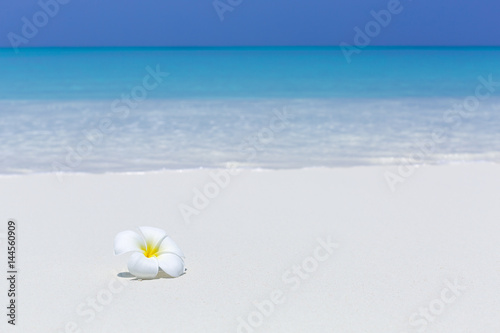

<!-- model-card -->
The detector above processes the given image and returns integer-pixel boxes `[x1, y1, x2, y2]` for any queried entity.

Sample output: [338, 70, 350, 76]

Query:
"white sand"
[0, 164, 499, 332]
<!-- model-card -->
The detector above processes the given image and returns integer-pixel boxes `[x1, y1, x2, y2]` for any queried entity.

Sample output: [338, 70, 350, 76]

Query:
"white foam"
[1, 97, 500, 174]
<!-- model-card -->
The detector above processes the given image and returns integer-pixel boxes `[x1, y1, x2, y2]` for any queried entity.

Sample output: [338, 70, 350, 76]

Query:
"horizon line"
[1, 45, 500, 51]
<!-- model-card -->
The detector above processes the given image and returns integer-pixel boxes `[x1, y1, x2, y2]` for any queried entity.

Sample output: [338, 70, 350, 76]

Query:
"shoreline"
[0, 159, 498, 177]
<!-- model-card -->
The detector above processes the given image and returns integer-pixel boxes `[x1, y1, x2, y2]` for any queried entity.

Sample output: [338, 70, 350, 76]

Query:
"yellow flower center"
[143, 241, 160, 258]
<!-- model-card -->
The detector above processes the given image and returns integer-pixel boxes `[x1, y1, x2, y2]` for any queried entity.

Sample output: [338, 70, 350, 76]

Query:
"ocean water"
[1, 47, 500, 174]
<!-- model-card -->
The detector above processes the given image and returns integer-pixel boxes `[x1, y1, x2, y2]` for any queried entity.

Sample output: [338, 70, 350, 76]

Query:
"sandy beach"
[0, 164, 499, 332]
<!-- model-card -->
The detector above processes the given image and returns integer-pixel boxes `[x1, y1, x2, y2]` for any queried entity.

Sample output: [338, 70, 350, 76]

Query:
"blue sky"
[1, 0, 499, 48]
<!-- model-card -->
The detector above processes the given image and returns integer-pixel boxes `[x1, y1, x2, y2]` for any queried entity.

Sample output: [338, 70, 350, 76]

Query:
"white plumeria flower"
[114, 226, 186, 279]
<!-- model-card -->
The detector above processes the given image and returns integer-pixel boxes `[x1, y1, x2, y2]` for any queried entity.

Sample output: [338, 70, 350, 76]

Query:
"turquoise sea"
[1, 47, 500, 173]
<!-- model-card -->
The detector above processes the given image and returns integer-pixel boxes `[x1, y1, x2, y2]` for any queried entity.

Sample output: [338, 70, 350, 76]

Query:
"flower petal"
[157, 236, 185, 258]
[157, 253, 186, 278]
[138, 226, 167, 249]
[114, 230, 146, 255]
[127, 252, 159, 279]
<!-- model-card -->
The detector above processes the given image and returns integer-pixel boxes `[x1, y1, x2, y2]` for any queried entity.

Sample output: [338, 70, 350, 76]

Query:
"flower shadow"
[117, 269, 185, 281]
